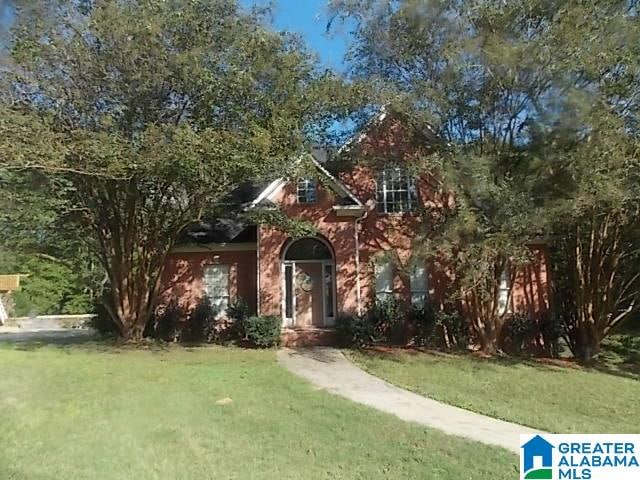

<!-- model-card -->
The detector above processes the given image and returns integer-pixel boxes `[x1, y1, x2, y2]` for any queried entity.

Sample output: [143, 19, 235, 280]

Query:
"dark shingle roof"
[180, 218, 256, 244]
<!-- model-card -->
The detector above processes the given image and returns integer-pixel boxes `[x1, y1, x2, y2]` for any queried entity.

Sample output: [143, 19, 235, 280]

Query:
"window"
[324, 264, 334, 318]
[284, 238, 332, 261]
[376, 167, 418, 213]
[497, 265, 511, 314]
[203, 265, 230, 316]
[297, 178, 317, 203]
[284, 264, 293, 319]
[410, 261, 428, 307]
[374, 259, 393, 301]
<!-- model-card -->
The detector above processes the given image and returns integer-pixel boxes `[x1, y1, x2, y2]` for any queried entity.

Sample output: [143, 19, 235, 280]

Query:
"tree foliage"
[0, 0, 356, 340]
[0, 248, 93, 316]
[331, 0, 640, 358]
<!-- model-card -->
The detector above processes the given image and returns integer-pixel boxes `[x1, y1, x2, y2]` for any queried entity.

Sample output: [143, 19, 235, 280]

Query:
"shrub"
[147, 301, 184, 342]
[367, 296, 404, 344]
[335, 311, 375, 347]
[541, 312, 565, 358]
[244, 315, 281, 348]
[409, 303, 436, 346]
[182, 299, 218, 343]
[433, 309, 467, 350]
[504, 312, 537, 354]
[227, 297, 250, 338]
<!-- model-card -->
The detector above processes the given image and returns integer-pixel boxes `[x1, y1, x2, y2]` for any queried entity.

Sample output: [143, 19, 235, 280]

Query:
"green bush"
[182, 299, 218, 343]
[244, 315, 281, 348]
[336, 297, 405, 347]
[336, 301, 469, 350]
[144, 301, 184, 341]
[505, 312, 537, 354]
[367, 296, 404, 344]
[409, 303, 436, 346]
[542, 312, 565, 358]
[227, 297, 250, 338]
[335, 311, 375, 347]
[433, 309, 468, 350]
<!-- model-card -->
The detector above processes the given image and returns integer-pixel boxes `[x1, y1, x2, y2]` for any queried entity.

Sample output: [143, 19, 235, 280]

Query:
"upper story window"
[376, 167, 418, 214]
[297, 178, 317, 204]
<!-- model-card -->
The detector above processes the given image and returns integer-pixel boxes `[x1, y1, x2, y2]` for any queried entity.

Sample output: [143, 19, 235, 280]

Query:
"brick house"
[160, 112, 550, 345]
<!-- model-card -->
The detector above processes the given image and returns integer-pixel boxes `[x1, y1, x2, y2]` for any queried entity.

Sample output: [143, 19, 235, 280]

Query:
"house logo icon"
[521, 435, 555, 479]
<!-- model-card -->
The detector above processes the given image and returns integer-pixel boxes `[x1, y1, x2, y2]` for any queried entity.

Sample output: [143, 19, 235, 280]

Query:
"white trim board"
[248, 154, 363, 209]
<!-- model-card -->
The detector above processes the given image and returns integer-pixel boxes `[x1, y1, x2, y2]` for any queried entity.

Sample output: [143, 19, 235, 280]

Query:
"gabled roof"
[248, 106, 446, 210]
[248, 153, 363, 209]
[338, 105, 448, 157]
[336, 106, 390, 156]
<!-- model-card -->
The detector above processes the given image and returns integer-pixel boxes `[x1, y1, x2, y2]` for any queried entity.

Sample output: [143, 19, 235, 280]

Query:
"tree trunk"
[575, 321, 601, 363]
[121, 315, 147, 342]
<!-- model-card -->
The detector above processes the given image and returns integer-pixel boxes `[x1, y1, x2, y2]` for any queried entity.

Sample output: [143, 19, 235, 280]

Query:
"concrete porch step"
[281, 327, 337, 347]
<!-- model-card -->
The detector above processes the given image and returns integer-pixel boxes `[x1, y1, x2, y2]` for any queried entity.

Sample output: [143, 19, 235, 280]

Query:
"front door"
[295, 263, 324, 327]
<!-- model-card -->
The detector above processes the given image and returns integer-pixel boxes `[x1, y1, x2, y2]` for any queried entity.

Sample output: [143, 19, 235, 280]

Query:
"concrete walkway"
[278, 347, 544, 454]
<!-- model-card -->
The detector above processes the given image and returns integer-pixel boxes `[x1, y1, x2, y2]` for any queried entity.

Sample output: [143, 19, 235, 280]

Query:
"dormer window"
[297, 178, 317, 204]
[376, 167, 418, 213]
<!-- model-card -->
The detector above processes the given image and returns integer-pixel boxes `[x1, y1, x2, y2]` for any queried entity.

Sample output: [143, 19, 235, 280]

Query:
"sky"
[242, 0, 350, 72]
[0, 0, 12, 35]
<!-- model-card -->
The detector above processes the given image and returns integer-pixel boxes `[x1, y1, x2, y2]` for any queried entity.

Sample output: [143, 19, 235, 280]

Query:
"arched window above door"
[284, 238, 332, 261]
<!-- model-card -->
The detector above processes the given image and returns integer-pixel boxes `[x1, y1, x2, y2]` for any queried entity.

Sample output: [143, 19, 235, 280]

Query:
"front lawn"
[0, 341, 516, 479]
[349, 346, 640, 434]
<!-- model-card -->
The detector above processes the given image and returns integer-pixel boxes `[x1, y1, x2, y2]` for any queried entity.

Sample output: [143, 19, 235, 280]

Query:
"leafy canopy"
[0, 0, 359, 338]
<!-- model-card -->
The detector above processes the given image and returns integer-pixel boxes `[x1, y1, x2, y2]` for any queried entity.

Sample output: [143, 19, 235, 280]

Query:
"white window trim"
[376, 167, 417, 214]
[203, 264, 230, 319]
[374, 259, 394, 301]
[497, 265, 511, 314]
[296, 177, 317, 204]
[409, 261, 429, 308]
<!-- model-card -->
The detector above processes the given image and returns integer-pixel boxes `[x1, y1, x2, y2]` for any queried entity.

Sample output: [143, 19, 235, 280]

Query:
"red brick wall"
[257, 165, 549, 320]
[258, 181, 359, 315]
[160, 250, 257, 316]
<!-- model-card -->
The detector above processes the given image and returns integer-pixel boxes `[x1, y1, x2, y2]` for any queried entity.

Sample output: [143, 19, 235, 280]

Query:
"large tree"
[331, 0, 640, 357]
[0, 0, 355, 340]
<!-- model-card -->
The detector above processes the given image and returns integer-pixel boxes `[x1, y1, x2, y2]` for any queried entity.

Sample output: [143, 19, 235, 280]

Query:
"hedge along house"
[159, 111, 550, 345]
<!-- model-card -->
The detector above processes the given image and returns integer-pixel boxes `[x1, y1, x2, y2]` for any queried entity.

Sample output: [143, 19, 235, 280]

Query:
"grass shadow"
[593, 333, 640, 380]
[0, 330, 174, 354]
[0, 330, 260, 356]
[353, 345, 591, 376]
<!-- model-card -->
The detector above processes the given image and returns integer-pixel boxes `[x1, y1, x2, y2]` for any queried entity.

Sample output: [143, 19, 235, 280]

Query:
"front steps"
[281, 327, 337, 347]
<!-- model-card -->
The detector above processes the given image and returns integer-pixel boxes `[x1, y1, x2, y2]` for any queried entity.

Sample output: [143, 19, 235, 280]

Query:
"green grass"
[0, 341, 517, 479]
[348, 346, 640, 434]
[600, 331, 640, 378]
